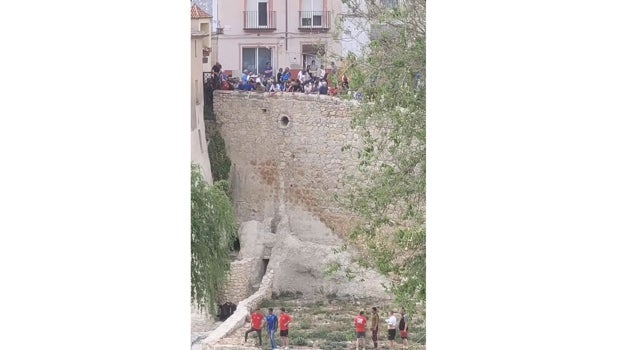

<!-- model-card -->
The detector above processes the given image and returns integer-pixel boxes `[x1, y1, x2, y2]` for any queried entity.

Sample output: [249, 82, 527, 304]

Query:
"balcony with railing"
[298, 11, 331, 31]
[243, 11, 277, 30]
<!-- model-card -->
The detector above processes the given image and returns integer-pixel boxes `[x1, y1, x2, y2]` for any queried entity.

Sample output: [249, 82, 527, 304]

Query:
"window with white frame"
[301, 0, 323, 27]
[302, 44, 325, 70]
[247, 0, 269, 27]
[242, 47, 272, 75]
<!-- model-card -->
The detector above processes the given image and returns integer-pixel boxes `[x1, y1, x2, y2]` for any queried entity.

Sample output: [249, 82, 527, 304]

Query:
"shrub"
[326, 331, 350, 342]
[298, 319, 313, 330]
[325, 341, 348, 350]
[291, 336, 309, 346]
[207, 129, 231, 182]
[411, 326, 426, 344]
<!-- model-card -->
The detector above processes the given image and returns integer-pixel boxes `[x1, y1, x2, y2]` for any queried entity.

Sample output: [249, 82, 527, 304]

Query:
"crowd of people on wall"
[208, 61, 350, 97]
[207, 61, 423, 103]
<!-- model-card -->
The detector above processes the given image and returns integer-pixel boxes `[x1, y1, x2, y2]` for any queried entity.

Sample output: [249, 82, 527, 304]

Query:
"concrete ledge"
[214, 89, 359, 106]
[202, 270, 275, 350]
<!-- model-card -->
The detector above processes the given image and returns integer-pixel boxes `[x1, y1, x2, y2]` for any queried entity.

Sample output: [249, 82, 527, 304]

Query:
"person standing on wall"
[265, 308, 279, 350]
[211, 61, 222, 88]
[398, 308, 410, 349]
[370, 307, 380, 349]
[244, 308, 265, 348]
[386, 310, 397, 349]
[279, 307, 292, 350]
[354, 310, 368, 350]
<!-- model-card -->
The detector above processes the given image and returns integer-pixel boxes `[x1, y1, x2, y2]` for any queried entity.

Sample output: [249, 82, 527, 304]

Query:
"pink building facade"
[212, 0, 343, 78]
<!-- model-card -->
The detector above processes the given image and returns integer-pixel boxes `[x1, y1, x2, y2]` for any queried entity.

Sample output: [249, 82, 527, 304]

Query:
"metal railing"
[298, 11, 331, 29]
[243, 11, 277, 30]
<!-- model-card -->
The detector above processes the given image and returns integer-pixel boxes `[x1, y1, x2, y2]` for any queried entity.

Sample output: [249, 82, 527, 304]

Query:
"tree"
[337, 0, 426, 310]
[191, 163, 237, 315]
[207, 129, 231, 182]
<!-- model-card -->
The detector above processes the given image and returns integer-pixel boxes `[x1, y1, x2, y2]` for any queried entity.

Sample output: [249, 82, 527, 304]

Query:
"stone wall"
[212, 91, 393, 300]
[213, 90, 362, 238]
[202, 270, 275, 350]
[218, 258, 258, 305]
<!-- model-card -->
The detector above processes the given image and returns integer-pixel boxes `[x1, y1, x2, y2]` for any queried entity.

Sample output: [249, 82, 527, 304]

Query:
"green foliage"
[258, 299, 273, 309]
[298, 318, 313, 330]
[274, 290, 304, 300]
[291, 336, 309, 346]
[311, 308, 326, 315]
[252, 297, 409, 349]
[191, 163, 237, 315]
[337, 0, 426, 309]
[207, 129, 231, 182]
[324, 342, 347, 350]
[307, 327, 332, 339]
[323, 261, 341, 277]
[213, 179, 229, 194]
[325, 331, 350, 342]
[411, 326, 427, 344]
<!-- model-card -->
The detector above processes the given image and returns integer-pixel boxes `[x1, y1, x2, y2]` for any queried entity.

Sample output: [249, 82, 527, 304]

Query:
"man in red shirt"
[279, 307, 292, 350]
[244, 308, 265, 347]
[354, 310, 368, 350]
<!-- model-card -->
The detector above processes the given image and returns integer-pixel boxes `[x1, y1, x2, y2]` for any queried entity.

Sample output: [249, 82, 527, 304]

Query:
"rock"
[233, 209, 392, 300]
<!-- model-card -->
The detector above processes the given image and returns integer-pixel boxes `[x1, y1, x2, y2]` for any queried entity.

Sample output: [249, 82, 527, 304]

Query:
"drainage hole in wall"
[279, 115, 290, 128]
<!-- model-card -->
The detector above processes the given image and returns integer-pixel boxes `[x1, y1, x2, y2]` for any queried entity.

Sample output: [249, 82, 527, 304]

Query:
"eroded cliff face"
[235, 214, 390, 300]
[213, 91, 391, 300]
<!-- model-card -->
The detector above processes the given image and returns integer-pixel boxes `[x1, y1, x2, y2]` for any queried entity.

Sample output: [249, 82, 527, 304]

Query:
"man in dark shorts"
[244, 308, 264, 347]
[354, 310, 368, 350]
[279, 307, 292, 350]
[370, 307, 380, 348]
[398, 308, 410, 349]
[386, 310, 397, 349]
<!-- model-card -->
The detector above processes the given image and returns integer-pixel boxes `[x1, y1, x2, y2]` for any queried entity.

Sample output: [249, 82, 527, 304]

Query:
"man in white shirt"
[385, 311, 397, 349]
[317, 65, 326, 80]
[268, 80, 280, 92]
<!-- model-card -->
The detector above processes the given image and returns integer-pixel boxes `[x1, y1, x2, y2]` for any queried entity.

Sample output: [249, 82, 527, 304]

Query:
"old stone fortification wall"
[213, 90, 361, 237]
[202, 270, 275, 350]
[212, 91, 392, 300]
